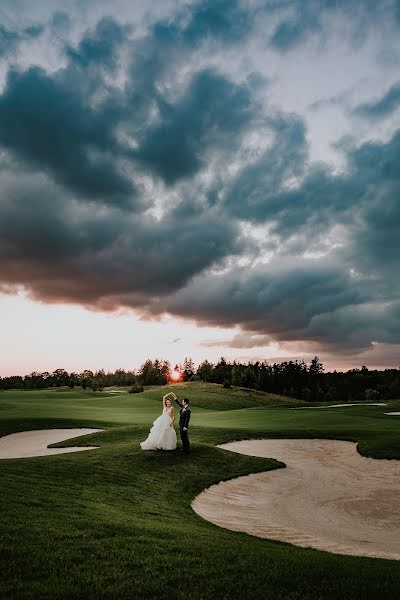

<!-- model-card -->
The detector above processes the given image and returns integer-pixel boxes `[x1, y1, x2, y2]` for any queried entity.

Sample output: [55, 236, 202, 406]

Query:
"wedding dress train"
[140, 408, 177, 450]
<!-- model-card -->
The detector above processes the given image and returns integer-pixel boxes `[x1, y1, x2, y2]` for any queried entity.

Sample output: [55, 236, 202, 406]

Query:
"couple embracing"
[140, 392, 191, 454]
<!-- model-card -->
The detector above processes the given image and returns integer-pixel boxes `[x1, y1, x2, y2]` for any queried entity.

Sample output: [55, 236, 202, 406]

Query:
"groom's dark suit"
[175, 399, 191, 453]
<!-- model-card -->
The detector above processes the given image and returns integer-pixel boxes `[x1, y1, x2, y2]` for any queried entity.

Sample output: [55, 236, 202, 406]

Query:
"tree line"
[196, 357, 399, 402]
[0, 367, 137, 392]
[1, 356, 399, 401]
[0, 359, 178, 392]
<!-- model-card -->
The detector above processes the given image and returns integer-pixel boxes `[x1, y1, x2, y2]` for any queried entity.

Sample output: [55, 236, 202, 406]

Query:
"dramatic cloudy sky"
[1, 0, 400, 375]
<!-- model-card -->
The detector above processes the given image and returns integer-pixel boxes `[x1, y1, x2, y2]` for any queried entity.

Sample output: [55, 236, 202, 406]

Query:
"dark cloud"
[0, 11, 257, 204]
[152, 0, 253, 49]
[134, 69, 255, 183]
[269, 0, 400, 52]
[202, 333, 272, 349]
[0, 172, 244, 307]
[65, 16, 131, 70]
[0, 22, 43, 57]
[50, 11, 71, 34]
[158, 257, 400, 352]
[354, 81, 400, 119]
[305, 301, 400, 350]
[157, 258, 368, 344]
[224, 114, 400, 252]
[121, 0, 257, 185]
[348, 132, 400, 281]
[0, 65, 136, 206]
[0, 17, 142, 207]
[177, 0, 252, 45]
[270, 5, 320, 52]
[223, 114, 309, 222]
[0, 3, 399, 365]
[157, 121, 400, 352]
[0, 25, 19, 57]
[130, 70, 397, 354]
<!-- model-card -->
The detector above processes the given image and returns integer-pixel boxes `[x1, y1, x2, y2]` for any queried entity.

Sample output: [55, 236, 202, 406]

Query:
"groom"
[173, 395, 191, 454]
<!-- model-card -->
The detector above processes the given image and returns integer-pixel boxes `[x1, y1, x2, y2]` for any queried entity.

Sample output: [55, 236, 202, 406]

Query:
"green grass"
[142, 382, 300, 410]
[1, 383, 400, 599]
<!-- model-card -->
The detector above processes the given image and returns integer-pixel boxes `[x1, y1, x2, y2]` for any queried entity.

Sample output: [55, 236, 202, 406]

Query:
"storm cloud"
[354, 81, 400, 119]
[0, 0, 399, 364]
[0, 22, 43, 57]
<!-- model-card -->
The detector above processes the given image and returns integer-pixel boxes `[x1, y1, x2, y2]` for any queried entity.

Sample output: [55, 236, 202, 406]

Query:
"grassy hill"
[142, 381, 301, 410]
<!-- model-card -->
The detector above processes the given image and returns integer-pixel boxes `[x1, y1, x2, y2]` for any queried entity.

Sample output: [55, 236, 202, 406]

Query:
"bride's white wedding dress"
[140, 407, 177, 451]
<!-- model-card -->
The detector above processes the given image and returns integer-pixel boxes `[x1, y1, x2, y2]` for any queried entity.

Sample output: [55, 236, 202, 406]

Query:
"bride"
[140, 392, 177, 451]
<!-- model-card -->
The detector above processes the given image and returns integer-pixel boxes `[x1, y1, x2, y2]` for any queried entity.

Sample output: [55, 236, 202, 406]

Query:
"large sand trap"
[0, 429, 103, 459]
[192, 439, 400, 560]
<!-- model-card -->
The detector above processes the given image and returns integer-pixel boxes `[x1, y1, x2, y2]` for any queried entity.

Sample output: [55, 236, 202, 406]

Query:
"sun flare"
[170, 371, 181, 382]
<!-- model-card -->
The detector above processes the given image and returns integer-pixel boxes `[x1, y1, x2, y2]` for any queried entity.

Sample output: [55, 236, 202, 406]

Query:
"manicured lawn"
[1, 383, 400, 599]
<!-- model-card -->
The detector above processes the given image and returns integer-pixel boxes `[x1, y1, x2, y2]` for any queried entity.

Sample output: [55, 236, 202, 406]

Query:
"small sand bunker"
[385, 412, 400, 416]
[0, 429, 103, 459]
[192, 439, 400, 560]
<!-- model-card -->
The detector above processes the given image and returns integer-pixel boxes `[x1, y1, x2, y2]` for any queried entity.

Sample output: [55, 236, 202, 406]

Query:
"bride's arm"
[170, 407, 176, 426]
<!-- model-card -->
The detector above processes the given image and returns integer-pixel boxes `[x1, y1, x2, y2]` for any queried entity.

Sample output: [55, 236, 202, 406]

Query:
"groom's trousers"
[180, 427, 190, 453]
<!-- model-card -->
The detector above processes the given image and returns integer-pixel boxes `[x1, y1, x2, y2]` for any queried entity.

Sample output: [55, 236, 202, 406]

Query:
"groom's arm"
[183, 409, 191, 429]
[174, 397, 184, 408]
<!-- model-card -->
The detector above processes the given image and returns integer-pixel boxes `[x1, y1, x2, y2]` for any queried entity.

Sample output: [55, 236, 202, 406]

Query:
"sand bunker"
[192, 439, 400, 560]
[385, 412, 400, 416]
[0, 429, 103, 459]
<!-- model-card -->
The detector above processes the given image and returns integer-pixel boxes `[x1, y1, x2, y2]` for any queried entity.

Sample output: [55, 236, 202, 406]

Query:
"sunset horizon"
[1, 286, 398, 379]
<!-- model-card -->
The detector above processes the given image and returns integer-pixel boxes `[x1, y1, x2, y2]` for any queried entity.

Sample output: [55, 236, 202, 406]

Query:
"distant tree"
[138, 359, 157, 386]
[69, 372, 78, 389]
[241, 366, 256, 389]
[197, 360, 214, 382]
[79, 370, 93, 391]
[309, 356, 324, 376]
[126, 370, 137, 386]
[52, 368, 70, 387]
[182, 357, 195, 381]
[365, 388, 380, 402]
[213, 357, 230, 384]
[325, 386, 337, 402]
[95, 369, 106, 388]
[138, 358, 170, 385]
[24, 372, 47, 389]
[309, 356, 324, 401]
[129, 384, 144, 394]
[81, 370, 94, 379]
[231, 364, 243, 387]
[160, 360, 171, 384]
